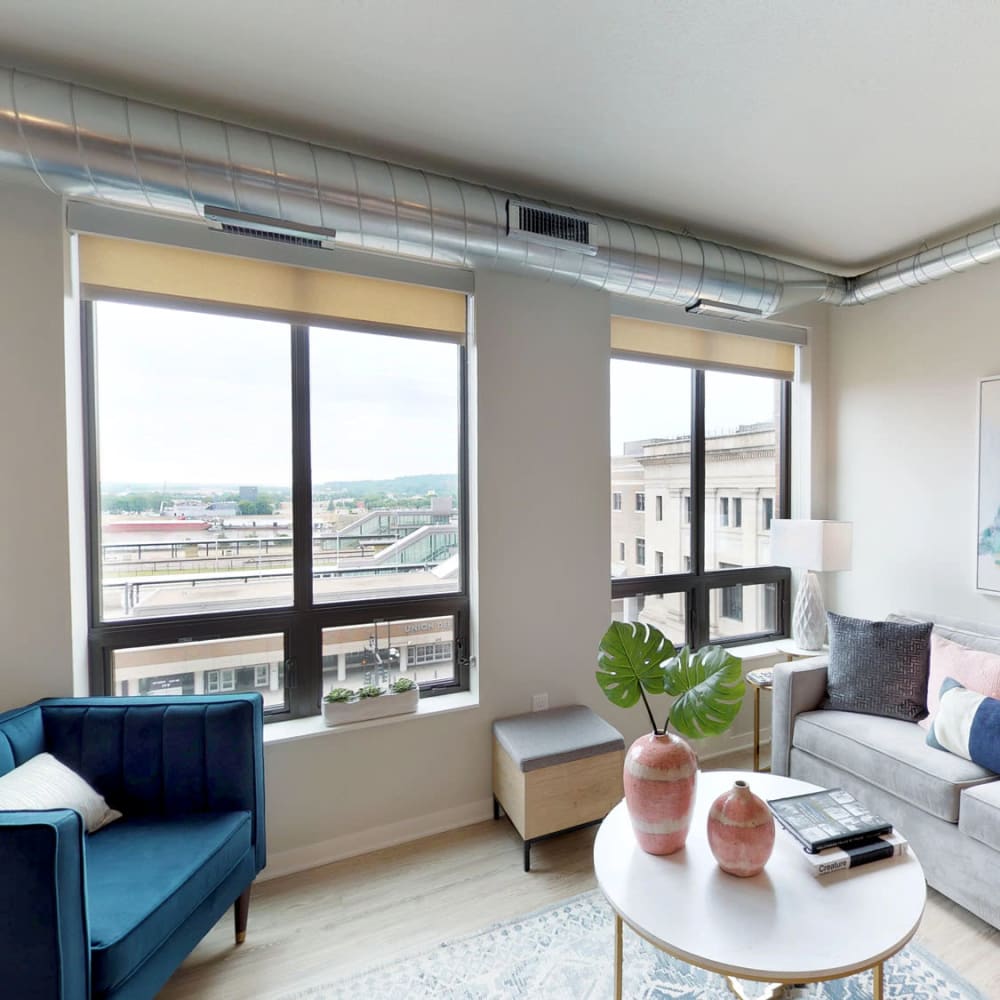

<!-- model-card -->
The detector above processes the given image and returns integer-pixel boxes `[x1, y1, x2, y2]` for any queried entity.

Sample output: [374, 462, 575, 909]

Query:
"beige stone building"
[611, 423, 779, 644]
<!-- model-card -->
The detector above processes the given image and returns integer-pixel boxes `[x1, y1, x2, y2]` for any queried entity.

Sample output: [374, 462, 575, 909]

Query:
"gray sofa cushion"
[792, 709, 996, 822]
[960, 782, 1000, 853]
[893, 610, 1000, 657]
[492, 705, 624, 772]
[825, 613, 932, 722]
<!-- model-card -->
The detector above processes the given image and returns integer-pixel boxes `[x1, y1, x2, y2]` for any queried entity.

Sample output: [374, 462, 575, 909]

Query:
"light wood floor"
[161, 757, 1000, 999]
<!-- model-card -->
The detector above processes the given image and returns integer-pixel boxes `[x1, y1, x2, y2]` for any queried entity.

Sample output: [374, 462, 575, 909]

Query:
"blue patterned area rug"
[279, 889, 984, 1000]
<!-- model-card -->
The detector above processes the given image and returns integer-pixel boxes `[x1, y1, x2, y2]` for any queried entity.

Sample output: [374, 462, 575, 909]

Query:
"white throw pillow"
[0, 752, 122, 833]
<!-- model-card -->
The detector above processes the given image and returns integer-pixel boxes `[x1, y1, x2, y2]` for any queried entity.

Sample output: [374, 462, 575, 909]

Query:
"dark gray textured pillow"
[825, 612, 933, 722]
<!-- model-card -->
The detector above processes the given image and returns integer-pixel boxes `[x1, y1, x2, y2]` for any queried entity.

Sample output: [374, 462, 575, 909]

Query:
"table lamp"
[770, 519, 853, 650]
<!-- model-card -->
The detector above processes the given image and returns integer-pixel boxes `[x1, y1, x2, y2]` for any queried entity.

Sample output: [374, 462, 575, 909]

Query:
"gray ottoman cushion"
[960, 782, 1000, 853]
[793, 710, 995, 822]
[492, 705, 624, 773]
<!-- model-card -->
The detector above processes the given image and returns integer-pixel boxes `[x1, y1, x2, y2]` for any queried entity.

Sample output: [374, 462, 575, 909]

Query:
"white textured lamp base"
[791, 571, 827, 651]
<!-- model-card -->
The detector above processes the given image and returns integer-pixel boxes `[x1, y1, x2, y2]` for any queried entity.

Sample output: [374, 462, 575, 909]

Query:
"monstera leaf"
[662, 644, 745, 740]
[596, 621, 675, 711]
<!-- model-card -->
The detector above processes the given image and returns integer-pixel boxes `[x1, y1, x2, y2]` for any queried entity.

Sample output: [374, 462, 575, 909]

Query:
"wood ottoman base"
[492, 705, 625, 871]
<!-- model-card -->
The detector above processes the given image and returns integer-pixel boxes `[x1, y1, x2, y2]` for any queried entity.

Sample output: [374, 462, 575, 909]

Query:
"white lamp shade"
[770, 519, 853, 572]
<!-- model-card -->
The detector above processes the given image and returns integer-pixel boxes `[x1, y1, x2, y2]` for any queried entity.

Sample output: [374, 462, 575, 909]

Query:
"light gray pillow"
[0, 752, 122, 832]
[825, 612, 932, 722]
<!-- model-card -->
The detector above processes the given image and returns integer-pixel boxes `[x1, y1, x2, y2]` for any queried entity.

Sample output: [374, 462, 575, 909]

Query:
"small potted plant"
[322, 676, 420, 727]
[596, 621, 744, 855]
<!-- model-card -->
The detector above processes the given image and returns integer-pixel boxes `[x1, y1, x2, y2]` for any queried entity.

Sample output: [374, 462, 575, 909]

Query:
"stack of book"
[767, 787, 908, 877]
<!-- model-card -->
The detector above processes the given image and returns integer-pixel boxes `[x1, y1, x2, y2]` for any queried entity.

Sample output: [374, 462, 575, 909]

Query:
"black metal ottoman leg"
[493, 795, 501, 820]
[524, 839, 531, 872]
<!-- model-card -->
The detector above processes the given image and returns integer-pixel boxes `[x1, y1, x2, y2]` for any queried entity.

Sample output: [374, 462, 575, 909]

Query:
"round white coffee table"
[594, 769, 926, 1000]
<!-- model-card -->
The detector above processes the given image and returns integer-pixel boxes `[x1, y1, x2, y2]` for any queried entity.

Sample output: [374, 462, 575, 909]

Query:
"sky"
[95, 301, 459, 486]
[95, 301, 780, 488]
[610, 358, 780, 455]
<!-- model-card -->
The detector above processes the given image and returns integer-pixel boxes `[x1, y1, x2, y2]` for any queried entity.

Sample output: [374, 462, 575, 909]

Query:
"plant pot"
[706, 778, 775, 877]
[322, 687, 419, 727]
[623, 732, 698, 855]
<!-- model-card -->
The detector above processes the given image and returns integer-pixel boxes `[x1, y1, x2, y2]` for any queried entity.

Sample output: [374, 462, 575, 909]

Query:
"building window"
[721, 585, 744, 621]
[84, 295, 470, 721]
[612, 492, 622, 511]
[610, 358, 790, 647]
[408, 641, 454, 665]
[762, 497, 774, 531]
[636, 538, 646, 565]
[655, 495, 663, 521]
[205, 669, 236, 693]
[619, 542, 626, 560]
[636, 493, 646, 512]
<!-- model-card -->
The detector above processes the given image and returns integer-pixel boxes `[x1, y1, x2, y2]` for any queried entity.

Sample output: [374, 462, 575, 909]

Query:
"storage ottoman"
[492, 704, 625, 870]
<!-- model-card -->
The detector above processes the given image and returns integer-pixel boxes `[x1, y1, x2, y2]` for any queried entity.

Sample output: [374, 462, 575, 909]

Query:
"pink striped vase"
[622, 732, 698, 855]
[706, 779, 775, 877]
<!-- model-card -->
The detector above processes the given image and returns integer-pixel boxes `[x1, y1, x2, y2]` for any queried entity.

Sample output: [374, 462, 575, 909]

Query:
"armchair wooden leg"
[234, 886, 252, 945]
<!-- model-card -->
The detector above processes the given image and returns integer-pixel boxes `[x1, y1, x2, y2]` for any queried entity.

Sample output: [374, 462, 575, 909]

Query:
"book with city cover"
[766, 787, 892, 853]
[799, 831, 908, 877]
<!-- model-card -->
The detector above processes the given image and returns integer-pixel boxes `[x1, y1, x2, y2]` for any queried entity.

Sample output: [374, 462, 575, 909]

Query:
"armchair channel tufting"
[0, 694, 266, 1000]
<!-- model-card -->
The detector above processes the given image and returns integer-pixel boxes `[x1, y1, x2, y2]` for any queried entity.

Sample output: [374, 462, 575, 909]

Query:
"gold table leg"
[614, 913, 623, 1000]
[873, 961, 883, 1000]
[752, 684, 761, 772]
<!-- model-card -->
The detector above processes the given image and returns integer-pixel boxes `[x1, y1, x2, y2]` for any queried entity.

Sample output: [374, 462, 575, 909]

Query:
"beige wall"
[826, 264, 1000, 622]
[0, 182, 800, 863]
[0, 180, 86, 705]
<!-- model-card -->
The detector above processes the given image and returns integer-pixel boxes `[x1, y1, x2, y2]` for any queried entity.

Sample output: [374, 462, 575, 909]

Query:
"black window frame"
[610, 366, 791, 649]
[82, 298, 471, 722]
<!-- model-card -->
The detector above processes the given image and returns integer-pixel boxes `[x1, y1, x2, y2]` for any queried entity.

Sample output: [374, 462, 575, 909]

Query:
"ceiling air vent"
[204, 206, 337, 250]
[506, 200, 598, 255]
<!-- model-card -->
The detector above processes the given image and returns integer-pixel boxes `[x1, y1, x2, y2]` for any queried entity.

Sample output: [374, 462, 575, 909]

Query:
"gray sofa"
[772, 611, 1000, 931]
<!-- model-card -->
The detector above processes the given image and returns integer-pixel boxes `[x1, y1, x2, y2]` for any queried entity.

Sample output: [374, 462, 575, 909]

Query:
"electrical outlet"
[531, 693, 549, 712]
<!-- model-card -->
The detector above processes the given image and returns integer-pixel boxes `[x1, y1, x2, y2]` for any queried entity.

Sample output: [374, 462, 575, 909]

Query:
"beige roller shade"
[611, 315, 795, 377]
[79, 235, 467, 337]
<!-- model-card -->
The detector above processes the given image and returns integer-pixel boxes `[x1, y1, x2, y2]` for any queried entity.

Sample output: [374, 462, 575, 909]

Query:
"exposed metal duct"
[0, 67, 993, 316]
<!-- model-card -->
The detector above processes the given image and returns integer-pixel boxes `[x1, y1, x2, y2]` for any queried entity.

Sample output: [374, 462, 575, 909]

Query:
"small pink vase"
[706, 779, 775, 877]
[623, 732, 698, 855]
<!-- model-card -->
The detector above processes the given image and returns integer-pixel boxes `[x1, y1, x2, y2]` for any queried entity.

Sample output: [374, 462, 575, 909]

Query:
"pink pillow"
[920, 632, 1000, 729]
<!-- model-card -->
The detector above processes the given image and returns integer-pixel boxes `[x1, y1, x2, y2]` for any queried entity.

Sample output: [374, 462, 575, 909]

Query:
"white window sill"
[727, 638, 794, 662]
[262, 689, 479, 746]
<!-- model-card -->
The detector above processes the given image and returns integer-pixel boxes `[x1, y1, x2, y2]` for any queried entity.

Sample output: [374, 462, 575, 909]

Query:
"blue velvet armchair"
[0, 694, 266, 999]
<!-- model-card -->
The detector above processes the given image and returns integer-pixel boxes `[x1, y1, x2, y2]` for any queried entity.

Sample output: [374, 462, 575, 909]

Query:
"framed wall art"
[978, 375, 1000, 594]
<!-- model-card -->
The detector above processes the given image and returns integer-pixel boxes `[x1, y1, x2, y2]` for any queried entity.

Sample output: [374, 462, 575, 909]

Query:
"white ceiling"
[2, 0, 1000, 274]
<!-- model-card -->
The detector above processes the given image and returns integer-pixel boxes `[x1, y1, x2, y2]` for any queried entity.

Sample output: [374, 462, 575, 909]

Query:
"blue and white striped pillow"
[926, 676, 1000, 773]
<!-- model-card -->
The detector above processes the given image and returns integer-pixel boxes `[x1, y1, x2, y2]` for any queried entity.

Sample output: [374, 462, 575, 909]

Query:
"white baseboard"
[261, 797, 496, 882]
[261, 732, 772, 882]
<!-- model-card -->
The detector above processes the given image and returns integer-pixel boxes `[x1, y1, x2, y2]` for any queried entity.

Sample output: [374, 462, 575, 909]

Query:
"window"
[610, 353, 790, 648]
[612, 492, 622, 511]
[206, 669, 236, 693]
[719, 563, 743, 622]
[721, 586, 743, 621]
[636, 538, 646, 565]
[85, 292, 470, 721]
[762, 497, 775, 531]
[618, 542, 626, 560]
[636, 493, 646, 512]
